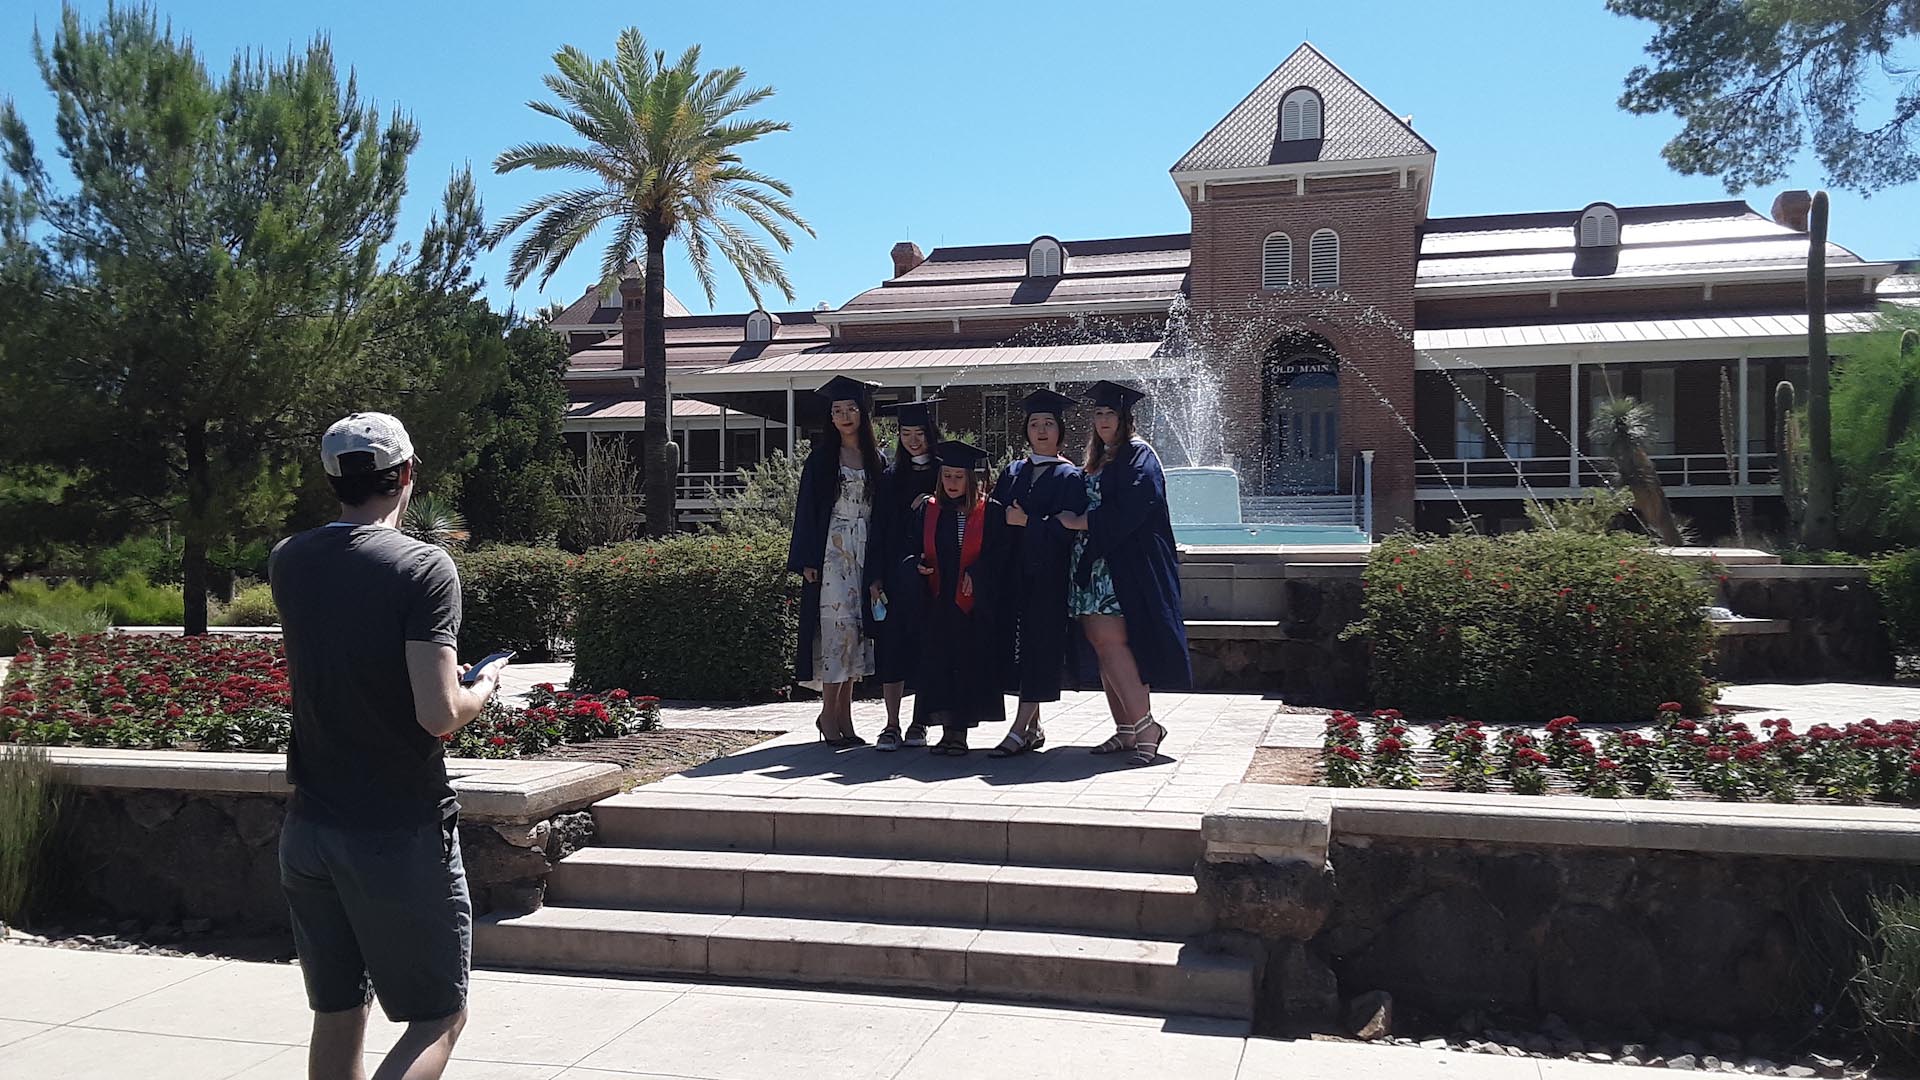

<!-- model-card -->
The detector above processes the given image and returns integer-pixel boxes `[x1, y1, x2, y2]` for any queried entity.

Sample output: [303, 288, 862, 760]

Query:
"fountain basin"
[1174, 522, 1371, 546]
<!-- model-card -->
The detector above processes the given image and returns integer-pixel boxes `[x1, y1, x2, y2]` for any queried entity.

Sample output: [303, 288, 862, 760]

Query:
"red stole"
[923, 498, 987, 614]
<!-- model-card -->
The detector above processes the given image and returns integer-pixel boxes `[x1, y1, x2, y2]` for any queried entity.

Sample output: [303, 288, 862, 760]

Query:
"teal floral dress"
[1068, 469, 1122, 617]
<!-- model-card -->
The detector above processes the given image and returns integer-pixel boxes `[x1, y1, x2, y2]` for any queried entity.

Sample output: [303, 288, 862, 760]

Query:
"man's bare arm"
[406, 642, 501, 738]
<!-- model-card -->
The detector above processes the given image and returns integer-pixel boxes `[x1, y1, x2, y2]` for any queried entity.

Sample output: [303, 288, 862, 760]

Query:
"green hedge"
[456, 546, 574, 662]
[570, 535, 796, 700]
[1871, 549, 1920, 650]
[1348, 530, 1714, 724]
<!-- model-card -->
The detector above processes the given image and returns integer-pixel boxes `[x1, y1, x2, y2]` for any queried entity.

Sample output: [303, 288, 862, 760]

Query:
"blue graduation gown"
[902, 500, 1007, 730]
[866, 455, 938, 683]
[786, 444, 877, 685]
[1073, 439, 1192, 690]
[991, 456, 1087, 702]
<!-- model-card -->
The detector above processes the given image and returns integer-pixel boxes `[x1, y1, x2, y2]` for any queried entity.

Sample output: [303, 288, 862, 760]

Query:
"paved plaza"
[0, 946, 1694, 1080]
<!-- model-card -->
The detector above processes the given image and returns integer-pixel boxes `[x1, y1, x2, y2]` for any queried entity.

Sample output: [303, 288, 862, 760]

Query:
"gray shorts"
[278, 808, 472, 1022]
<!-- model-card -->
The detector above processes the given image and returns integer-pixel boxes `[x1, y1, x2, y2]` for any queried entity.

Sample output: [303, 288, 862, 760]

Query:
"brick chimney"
[1770, 190, 1812, 232]
[890, 241, 926, 278]
[619, 276, 644, 370]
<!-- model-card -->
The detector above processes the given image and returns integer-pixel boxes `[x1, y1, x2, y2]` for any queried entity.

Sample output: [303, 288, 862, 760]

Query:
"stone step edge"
[545, 847, 1205, 935]
[552, 846, 1202, 894]
[475, 907, 1255, 1020]
[592, 791, 1202, 834]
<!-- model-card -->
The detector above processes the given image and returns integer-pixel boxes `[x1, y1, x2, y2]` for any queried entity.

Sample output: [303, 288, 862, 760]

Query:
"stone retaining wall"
[35, 749, 622, 936]
[46, 790, 595, 932]
[1199, 785, 1920, 1039]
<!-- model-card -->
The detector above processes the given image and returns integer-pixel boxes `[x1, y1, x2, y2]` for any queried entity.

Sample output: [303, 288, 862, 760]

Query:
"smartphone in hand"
[461, 650, 516, 685]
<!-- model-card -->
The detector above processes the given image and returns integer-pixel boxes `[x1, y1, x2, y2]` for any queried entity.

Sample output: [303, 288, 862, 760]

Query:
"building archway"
[1262, 332, 1341, 494]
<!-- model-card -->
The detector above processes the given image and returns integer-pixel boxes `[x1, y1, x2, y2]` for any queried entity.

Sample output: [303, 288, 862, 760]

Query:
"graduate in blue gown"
[787, 375, 886, 747]
[901, 441, 1006, 755]
[1057, 380, 1191, 766]
[986, 389, 1087, 758]
[866, 399, 943, 753]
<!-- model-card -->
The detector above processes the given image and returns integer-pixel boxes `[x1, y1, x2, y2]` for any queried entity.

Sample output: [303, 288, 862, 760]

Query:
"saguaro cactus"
[1718, 367, 1746, 546]
[1802, 191, 1838, 548]
[1776, 380, 1804, 537]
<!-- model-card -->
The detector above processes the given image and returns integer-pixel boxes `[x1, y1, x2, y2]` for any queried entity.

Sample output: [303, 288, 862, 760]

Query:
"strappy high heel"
[1128, 716, 1166, 766]
[1091, 728, 1131, 754]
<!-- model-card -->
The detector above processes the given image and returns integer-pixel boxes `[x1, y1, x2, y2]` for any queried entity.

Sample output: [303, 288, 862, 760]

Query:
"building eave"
[814, 296, 1173, 328]
[1415, 262, 1898, 298]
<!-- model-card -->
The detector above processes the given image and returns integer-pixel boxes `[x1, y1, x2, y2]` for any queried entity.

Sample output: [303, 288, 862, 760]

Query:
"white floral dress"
[806, 466, 876, 689]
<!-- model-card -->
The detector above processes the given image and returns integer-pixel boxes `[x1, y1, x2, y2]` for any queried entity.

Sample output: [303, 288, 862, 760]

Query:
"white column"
[1361, 449, 1376, 536]
[1568, 357, 1581, 489]
[915, 375, 925, 403]
[758, 413, 767, 463]
[719, 404, 729, 473]
[785, 383, 796, 456]
[1736, 351, 1750, 485]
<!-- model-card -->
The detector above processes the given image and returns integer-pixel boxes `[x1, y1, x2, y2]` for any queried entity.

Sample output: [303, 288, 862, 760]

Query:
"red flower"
[1377, 737, 1405, 754]
[489, 736, 508, 747]
[1517, 748, 1550, 766]
[1658, 702, 1684, 714]
[1595, 758, 1621, 771]
[1706, 747, 1732, 763]
[610, 689, 630, 701]
[1332, 746, 1362, 762]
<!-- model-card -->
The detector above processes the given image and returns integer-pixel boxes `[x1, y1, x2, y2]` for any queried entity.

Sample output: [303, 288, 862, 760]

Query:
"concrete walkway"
[0, 946, 1668, 1080]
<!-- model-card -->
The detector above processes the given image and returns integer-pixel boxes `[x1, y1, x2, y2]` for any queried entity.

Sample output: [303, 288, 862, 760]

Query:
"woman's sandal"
[989, 730, 1031, 758]
[903, 725, 928, 748]
[875, 728, 902, 753]
[1128, 718, 1167, 766]
[934, 734, 970, 756]
[1090, 731, 1133, 755]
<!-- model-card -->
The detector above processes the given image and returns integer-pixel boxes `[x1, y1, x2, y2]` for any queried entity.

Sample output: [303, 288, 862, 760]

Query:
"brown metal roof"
[1416, 310, 1888, 353]
[840, 272, 1188, 313]
[550, 276, 690, 327]
[695, 340, 1163, 378]
[1172, 43, 1433, 172]
[565, 398, 722, 421]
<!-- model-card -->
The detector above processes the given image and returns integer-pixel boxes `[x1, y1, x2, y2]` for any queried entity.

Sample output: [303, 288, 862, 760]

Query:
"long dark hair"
[1084, 408, 1137, 475]
[809, 403, 885, 509]
[935, 469, 983, 512]
[894, 420, 945, 470]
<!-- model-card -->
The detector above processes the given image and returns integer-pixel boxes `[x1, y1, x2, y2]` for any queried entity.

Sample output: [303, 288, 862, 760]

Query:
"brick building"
[553, 43, 1915, 535]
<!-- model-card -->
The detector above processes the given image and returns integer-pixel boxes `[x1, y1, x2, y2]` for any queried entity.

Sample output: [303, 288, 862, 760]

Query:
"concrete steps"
[1241, 495, 1355, 525]
[475, 791, 1254, 1020]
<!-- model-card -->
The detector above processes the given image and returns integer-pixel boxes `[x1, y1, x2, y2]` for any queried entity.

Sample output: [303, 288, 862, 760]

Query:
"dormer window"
[1280, 88, 1323, 142]
[1262, 232, 1293, 290]
[745, 309, 772, 342]
[1578, 203, 1620, 248]
[1027, 237, 1064, 278]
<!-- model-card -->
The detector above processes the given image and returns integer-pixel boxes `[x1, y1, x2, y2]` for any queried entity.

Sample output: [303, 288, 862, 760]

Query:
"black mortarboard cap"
[814, 375, 878, 406]
[1020, 389, 1077, 418]
[1086, 380, 1146, 411]
[934, 440, 990, 470]
[879, 398, 942, 429]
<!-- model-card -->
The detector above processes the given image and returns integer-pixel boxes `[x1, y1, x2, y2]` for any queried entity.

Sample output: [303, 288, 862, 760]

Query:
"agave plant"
[403, 493, 471, 551]
[1587, 397, 1684, 546]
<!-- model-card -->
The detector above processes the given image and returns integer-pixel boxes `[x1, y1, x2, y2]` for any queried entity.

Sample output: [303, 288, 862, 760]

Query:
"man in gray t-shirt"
[269, 412, 505, 1080]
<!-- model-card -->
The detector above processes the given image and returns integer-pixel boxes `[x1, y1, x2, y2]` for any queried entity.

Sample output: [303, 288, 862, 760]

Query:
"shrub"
[2, 574, 184, 627]
[456, 546, 574, 661]
[0, 744, 62, 926]
[1871, 549, 1920, 650]
[218, 581, 279, 626]
[1348, 529, 1714, 724]
[1850, 887, 1920, 1071]
[571, 534, 797, 700]
[708, 450, 802, 541]
[0, 597, 110, 653]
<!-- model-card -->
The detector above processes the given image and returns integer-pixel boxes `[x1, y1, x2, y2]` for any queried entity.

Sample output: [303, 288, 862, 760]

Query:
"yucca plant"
[1851, 887, 1920, 1071]
[0, 745, 63, 928]
[402, 493, 471, 551]
[1588, 396, 1684, 545]
[492, 29, 813, 537]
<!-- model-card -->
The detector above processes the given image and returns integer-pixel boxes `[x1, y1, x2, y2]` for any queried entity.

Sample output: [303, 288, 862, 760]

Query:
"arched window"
[745, 309, 772, 342]
[1262, 232, 1293, 290]
[1027, 237, 1064, 278]
[1309, 229, 1340, 288]
[1578, 203, 1620, 248]
[1280, 88, 1324, 142]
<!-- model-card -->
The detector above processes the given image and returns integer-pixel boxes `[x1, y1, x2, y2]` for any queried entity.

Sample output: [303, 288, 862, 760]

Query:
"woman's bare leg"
[1084, 615, 1151, 737]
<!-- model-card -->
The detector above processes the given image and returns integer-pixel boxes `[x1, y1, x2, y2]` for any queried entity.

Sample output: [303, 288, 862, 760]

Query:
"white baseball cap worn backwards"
[321, 412, 416, 478]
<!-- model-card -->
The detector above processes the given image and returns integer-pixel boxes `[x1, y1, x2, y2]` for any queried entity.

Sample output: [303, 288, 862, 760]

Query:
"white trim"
[671, 358, 1121, 396]
[1415, 331, 1876, 368]
[814, 296, 1171, 327]
[1417, 262, 1898, 298]
[1416, 486, 1782, 502]
[1170, 152, 1434, 189]
[1261, 231, 1293, 290]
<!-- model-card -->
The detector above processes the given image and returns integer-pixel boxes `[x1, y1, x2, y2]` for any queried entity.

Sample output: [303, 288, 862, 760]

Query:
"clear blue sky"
[5, 0, 1917, 317]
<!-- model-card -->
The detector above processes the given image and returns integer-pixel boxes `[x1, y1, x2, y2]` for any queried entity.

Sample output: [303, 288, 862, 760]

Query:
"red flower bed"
[2, 634, 658, 758]
[1318, 701, 1920, 805]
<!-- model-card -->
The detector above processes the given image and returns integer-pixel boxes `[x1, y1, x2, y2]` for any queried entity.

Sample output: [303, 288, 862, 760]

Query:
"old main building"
[552, 44, 1914, 536]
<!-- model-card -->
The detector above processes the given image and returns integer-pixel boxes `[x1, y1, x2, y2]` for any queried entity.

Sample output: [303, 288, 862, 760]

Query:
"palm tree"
[1588, 398, 1684, 546]
[491, 30, 812, 536]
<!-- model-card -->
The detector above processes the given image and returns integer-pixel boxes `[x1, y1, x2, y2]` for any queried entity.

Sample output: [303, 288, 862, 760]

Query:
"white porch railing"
[1415, 453, 1781, 491]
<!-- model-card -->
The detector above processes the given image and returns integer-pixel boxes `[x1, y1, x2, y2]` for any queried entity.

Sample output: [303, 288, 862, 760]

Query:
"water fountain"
[1164, 465, 1370, 546]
